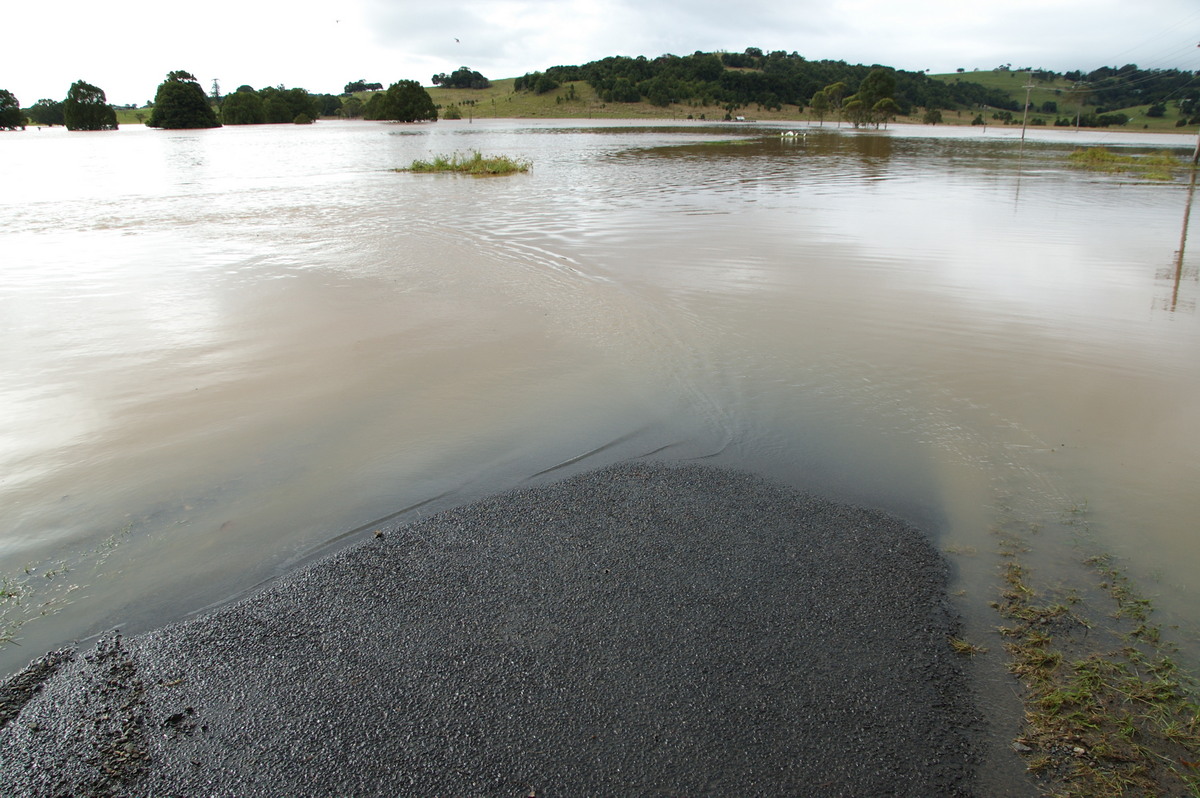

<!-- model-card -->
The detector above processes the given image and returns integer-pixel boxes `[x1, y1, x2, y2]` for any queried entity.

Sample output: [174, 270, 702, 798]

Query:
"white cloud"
[2, 0, 1197, 108]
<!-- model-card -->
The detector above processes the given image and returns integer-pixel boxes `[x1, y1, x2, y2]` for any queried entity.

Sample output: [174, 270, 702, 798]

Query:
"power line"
[1101, 7, 1200, 66]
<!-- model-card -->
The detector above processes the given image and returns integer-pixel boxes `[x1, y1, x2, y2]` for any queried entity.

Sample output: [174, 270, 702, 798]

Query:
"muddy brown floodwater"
[1, 119, 1198, 791]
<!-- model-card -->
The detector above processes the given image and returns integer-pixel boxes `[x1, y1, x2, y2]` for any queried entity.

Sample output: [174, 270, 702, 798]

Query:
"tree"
[258, 86, 319, 123]
[220, 88, 266, 124]
[147, 71, 220, 129]
[607, 77, 641, 103]
[343, 79, 382, 94]
[1, 89, 25, 130]
[810, 90, 830, 125]
[366, 80, 437, 122]
[264, 96, 292, 123]
[856, 69, 896, 109]
[431, 67, 490, 89]
[842, 98, 867, 127]
[823, 81, 848, 126]
[922, 107, 943, 125]
[26, 98, 64, 126]
[316, 94, 342, 116]
[339, 96, 364, 118]
[872, 97, 902, 128]
[63, 80, 118, 131]
[843, 69, 898, 128]
[362, 92, 387, 120]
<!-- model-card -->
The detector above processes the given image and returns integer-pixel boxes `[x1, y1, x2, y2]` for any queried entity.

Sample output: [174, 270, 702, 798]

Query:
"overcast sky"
[3, 0, 1199, 107]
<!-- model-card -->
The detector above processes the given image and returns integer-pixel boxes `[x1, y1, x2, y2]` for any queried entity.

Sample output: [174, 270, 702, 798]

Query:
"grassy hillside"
[428, 79, 977, 127]
[114, 107, 150, 125]
[433, 72, 1194, 131]
[929, 69, 1190, 132]
[105, 68, 1193, 132]
[425, 78, 807, 122]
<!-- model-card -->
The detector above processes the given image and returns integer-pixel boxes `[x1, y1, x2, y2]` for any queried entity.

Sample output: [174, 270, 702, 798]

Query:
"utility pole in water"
[1019, 74, 1035, 157]
[1193, 44, 1200, 166]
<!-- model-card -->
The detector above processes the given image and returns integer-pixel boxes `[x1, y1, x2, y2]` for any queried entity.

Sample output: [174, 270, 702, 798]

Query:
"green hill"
[97, 54, 1197, 132]
[425, 78, 803, 122]
[929, 69, 1194, 131]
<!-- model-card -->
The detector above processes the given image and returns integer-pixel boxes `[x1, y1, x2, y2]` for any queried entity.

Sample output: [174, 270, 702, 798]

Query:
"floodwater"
[2, 117, 1198, 716]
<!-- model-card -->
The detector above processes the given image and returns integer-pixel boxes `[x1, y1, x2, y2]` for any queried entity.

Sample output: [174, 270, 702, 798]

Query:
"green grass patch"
[990, 522, 1200, 797]
[427, 78, 812, 122]
[398, 150, 531, 176]
[1, 521, 134, 648]
[949, 636, 988, 656]
[113, 107, 151, 125]
[1068, 147, 1188, 180]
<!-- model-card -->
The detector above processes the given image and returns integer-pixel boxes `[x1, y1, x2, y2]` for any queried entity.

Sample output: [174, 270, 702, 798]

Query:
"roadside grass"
[989, 516, 1200, 797]
[398, 150, 531, 176]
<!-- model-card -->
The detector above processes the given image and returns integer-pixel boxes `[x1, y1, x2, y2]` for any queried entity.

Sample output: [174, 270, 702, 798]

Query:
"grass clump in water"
[399, 151, 531, 176]
[1067, 147, 1186, 181]
[990, 521, 1200, 798]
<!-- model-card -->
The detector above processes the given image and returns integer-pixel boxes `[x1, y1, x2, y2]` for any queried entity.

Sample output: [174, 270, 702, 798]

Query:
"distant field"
[113, 107, 149, 125]
[104, 70, 1193, 132]
[426, 79, 770, 121]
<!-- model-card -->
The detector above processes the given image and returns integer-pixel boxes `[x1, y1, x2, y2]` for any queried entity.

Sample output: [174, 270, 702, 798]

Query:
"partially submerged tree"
[0, 89, 25, 130]
[365, 80, 437, 122]
[220, 87, 266, 124]
[843, 69, 900, 128]
[25, 98, 64, 126]
[872, 97, 902, 128]
[147, 71, 220, 129]
[810, 90, 830, 126]
[63, 80, 118, 130]
[256, 86, 320, 123]
[823, 81, 848, 127]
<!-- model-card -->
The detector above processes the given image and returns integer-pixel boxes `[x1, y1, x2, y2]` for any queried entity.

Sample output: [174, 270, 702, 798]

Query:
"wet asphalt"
[0, 462, 980, 797]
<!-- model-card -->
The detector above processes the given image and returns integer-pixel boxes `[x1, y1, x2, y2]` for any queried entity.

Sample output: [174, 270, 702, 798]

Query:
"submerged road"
[1, 462, 980, 796]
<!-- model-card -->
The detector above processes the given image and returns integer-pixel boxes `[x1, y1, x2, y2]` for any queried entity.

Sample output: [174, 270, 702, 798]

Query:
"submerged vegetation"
[398, 151, 531, 176]
[0, 522, 134, 648]
[1068, 147, 1189, 181]
[989, 514, 1200, 797]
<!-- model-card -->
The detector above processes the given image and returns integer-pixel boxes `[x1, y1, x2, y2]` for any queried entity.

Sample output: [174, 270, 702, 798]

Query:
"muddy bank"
[0, 462, 981, 796]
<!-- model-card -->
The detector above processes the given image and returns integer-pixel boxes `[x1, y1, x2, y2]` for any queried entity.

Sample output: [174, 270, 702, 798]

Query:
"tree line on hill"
[5, 49, 1200, 132]
[1033, 63, 1200, 120]
[514, 48, 1200, 126]
[516, 48, 1018, 117]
